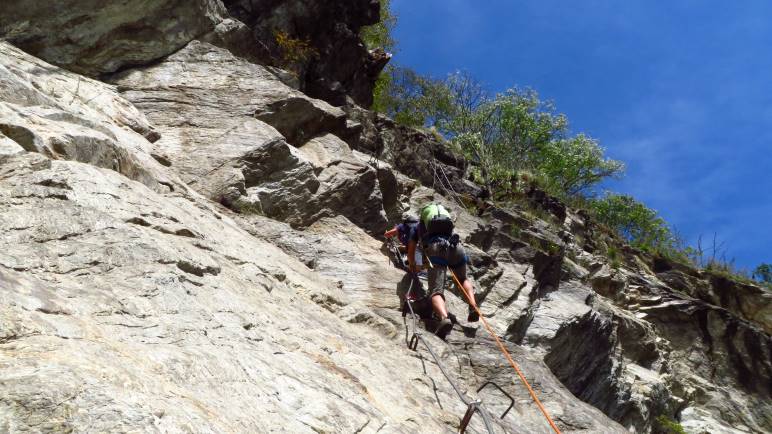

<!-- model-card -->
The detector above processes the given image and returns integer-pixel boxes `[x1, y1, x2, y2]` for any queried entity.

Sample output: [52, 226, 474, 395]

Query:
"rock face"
[0, 0, 227, 76]
[0, 153, 451, 433]
[0, 42, 170, 191]
[1, 3, 770, 434]
[345, 105, 481, 200]
[0, 38, 623, 434]
[222, 0, 389, 106]
[0, 0, 386, 107]
[111, 41, 387, 233]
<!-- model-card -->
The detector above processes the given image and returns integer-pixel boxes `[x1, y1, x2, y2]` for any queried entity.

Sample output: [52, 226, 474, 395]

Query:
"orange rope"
[449, 269, 562, 434]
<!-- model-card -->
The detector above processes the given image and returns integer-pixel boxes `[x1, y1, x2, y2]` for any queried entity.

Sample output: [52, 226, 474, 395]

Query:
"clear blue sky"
[390, 0, 771, 271]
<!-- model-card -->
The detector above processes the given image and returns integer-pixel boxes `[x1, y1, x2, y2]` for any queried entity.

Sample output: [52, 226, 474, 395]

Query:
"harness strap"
[428, 255, 468, 269]
[422, 233, 447, 246]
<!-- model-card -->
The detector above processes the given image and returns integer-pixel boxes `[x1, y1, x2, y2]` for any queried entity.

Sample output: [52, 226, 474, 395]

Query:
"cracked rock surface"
[0, 38, 618, 434]
[0, 4, 770, 434]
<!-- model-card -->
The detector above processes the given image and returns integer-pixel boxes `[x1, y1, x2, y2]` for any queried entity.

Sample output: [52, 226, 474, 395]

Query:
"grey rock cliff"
[0, 0, 227, 76]
[221, 0, 389, 106]
[0, 41, 480, 434]
[0, 2, 770, 434]
[0, 0, 386, 107]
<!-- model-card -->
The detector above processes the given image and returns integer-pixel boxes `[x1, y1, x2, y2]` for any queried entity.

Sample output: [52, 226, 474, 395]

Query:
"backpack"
[420, 203, 454, 238]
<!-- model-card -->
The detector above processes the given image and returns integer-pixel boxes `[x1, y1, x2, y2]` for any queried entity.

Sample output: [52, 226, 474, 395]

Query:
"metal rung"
[477, 381, 515, 419]
[459, 400, 480, 433]
[408, 333, 420, 351]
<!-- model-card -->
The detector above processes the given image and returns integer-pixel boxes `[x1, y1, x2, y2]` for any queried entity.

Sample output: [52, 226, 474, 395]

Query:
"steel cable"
[404, 276, 496, 434]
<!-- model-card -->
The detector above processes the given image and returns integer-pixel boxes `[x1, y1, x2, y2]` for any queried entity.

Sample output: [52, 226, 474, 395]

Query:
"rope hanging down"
[447, 269, 563, 434]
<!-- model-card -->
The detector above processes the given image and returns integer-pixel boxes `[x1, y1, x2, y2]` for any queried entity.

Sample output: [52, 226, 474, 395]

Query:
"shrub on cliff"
[753, 263, 772, 286]
[361, 0, 396, 53]
[654, 415, 686, 434]
[372, 69, 624, 198]
[273, 31, 317, 76]
[369, 66, 454, 126]
[362, 0, 397, 114]
[590, 193, 676, 253]
[537, 134, 625, 196]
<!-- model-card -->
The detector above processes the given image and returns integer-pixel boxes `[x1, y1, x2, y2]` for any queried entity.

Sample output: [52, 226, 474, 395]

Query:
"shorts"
[424, 240, 468, 295]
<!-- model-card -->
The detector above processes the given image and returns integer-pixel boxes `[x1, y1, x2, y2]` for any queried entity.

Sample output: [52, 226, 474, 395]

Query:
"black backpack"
[420, 203, 454, 238]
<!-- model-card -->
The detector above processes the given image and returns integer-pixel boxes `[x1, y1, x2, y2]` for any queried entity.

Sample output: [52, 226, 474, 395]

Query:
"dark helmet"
[402, 213, 419, 224]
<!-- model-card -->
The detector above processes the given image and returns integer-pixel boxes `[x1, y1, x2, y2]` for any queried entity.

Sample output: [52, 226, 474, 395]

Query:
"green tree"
[538, 134, 625, 196]
[753, 263, 772, 284]
[479, 88, 566, 170]
[361, 0, 397, 112]
[439, 81, 623, 197]
[371, 67, 624, 197]
[360, 0, 396, 53]
[370, 66, 452, 126]
[590, 193, 676, 252]
[441, 85, 558, 189]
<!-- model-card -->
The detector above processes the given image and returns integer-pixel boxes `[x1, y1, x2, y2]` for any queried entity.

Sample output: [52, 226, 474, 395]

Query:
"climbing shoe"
[447, 312, 458, 325]
[467, 307, 480, 322]
[434, 317, 453, 340]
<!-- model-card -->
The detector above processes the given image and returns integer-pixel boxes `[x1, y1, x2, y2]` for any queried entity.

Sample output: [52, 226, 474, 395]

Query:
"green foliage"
[273, 30, 317, 75]
[454, 87, 564, 173]
[452, 86, 623, 198]
[360, 0, 397, 52]
[370, 65, 394, 114]
[706, 259, 735, 274]
[371, 66, 448, 126]
[362, 0, 397, 111]
[607, 245, 621, 269]
[753, 263, 772, 284]
[706, 263, 755, 286]
[654, 415, 686, 434]
[538, 134, 625, 197]
[372, 68, 623, 198]
[590, 193, 675, 253]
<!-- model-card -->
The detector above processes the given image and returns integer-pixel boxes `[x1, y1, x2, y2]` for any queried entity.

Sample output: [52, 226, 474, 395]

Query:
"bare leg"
[431, 294, 448, 319]
[462, 279, 477, 309]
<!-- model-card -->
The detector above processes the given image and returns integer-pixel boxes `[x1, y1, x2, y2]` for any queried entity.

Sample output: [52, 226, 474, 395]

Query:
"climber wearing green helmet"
[407, 202, 480, 340]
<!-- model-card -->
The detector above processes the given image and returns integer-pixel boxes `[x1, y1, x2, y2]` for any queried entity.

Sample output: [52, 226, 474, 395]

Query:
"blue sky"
[390, 0, 771, 270]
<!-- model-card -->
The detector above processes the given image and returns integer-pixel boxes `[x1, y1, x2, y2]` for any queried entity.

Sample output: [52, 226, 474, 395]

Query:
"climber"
[408, 202, 480, 340]
[383, 214, 422, 270]
[384, 214, 436, 320]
